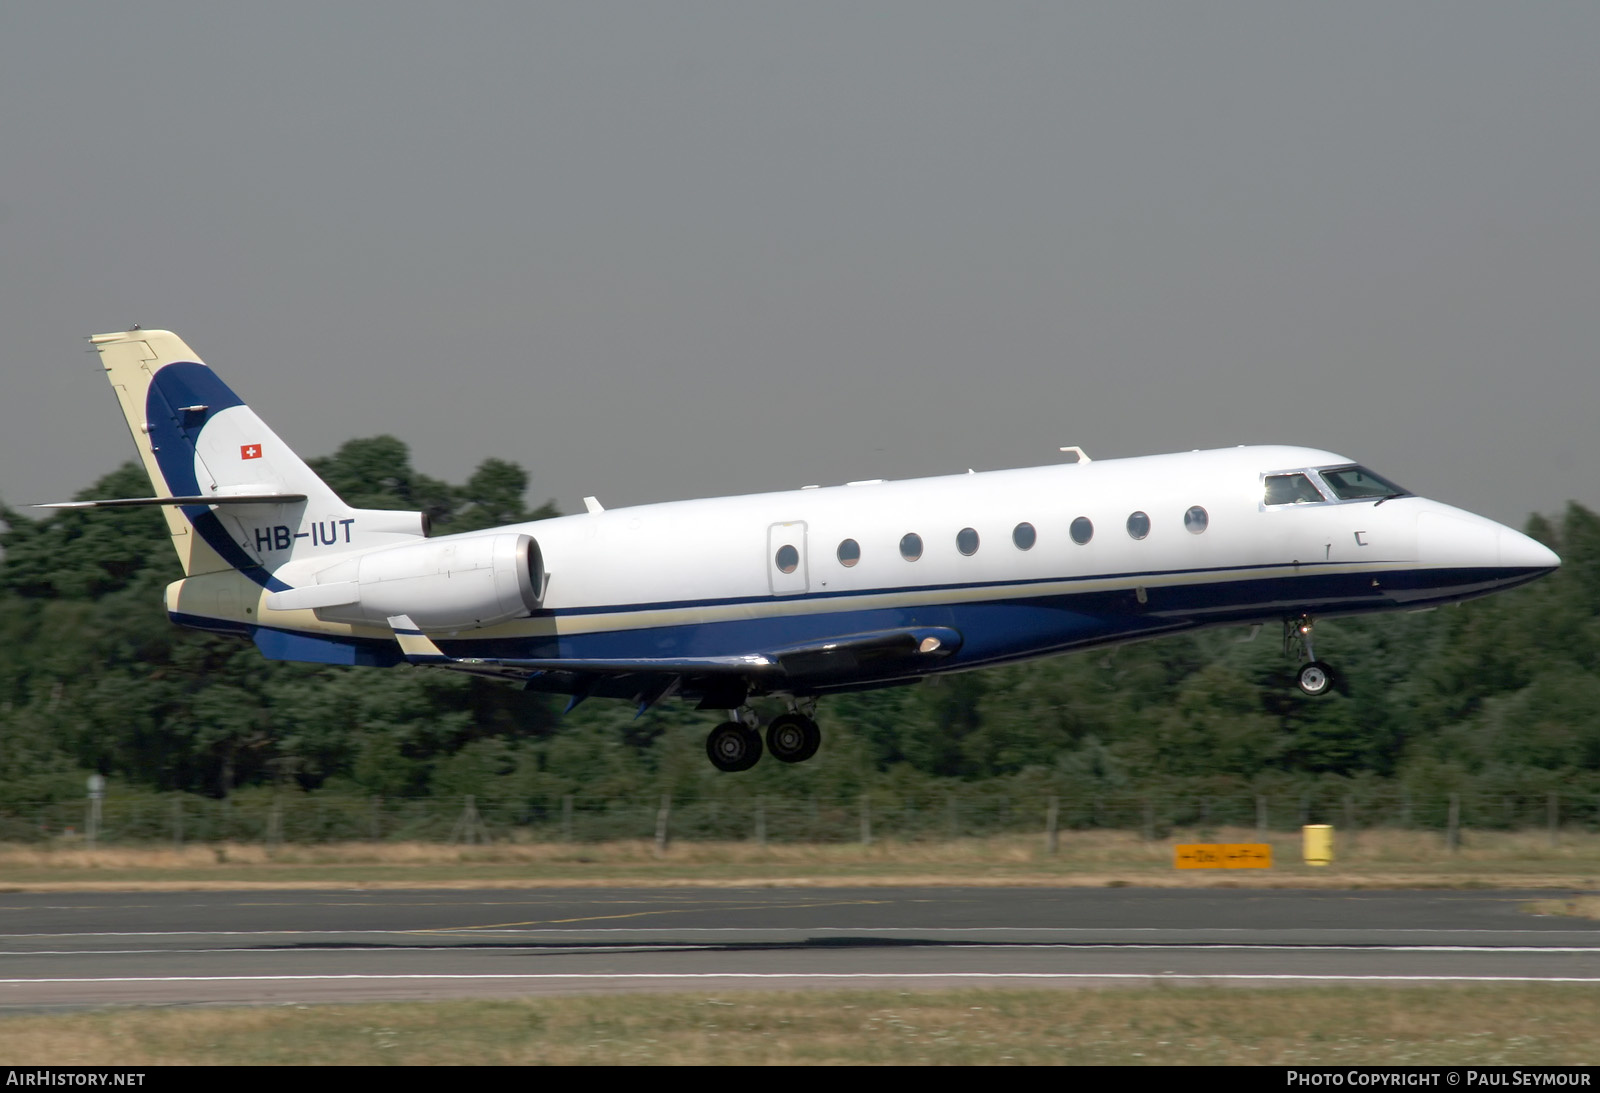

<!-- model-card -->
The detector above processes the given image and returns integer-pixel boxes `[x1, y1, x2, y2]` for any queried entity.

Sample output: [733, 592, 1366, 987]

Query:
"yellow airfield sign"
[1174, 843, 1272, 869]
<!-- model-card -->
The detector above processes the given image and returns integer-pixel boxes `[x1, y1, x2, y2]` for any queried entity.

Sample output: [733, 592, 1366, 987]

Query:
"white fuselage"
[256, 443, 1550, 694]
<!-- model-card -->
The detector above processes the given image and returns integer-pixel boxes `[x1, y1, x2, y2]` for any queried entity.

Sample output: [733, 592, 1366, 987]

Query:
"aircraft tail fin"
[84, 328, 426, 580]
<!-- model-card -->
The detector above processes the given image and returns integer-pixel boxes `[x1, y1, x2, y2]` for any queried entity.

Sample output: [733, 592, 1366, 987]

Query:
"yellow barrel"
[1302, 824, 1334, 866]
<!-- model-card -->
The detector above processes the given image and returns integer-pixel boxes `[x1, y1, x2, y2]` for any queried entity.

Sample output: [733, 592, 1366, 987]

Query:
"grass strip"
[3, 986, 1599, 1065]
[2, 829, 1599, 890]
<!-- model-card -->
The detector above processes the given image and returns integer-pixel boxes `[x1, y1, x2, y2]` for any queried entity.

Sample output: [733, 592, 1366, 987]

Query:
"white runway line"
[6, 944, 1600, 956]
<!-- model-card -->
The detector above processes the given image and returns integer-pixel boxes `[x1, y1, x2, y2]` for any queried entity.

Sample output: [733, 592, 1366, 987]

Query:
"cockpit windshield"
[1264, 473, 1326, 506]
[1317, 465, 1409, 501]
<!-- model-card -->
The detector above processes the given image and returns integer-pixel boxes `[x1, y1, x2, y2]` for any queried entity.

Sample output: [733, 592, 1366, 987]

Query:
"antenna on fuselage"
[1058, 445, 1092, 464]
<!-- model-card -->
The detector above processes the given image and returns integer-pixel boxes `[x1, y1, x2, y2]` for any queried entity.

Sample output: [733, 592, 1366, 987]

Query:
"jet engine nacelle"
[308, 532, 544, 631]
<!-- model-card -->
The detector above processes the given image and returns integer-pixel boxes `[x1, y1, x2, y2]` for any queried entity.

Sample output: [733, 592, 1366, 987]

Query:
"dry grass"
[2, 986, 1598, 1065]
[1, 828, 1597, 890]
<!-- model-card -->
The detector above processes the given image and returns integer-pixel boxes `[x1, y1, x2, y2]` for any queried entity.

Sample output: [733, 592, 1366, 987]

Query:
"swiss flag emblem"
[240, 443, 263, 460]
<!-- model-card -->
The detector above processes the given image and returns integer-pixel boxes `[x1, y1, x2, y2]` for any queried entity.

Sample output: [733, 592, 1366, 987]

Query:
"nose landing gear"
[1285, 615, 1336, 697]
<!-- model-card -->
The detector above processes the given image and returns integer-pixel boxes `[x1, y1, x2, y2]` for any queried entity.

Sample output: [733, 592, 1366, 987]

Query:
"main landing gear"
[706, 718, 762, 772]
[705, 702, 822, 772]
[1285, 614, 1336, 697]
[765, 712, 822, 764]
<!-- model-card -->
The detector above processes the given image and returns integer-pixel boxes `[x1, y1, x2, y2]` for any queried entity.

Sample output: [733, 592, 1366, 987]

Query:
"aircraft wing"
[386, 616, 962, 711]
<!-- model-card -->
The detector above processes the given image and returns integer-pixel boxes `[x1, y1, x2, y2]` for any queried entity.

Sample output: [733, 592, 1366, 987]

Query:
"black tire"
[1297, 661, 1334, 697]
[766, 712, 821, 764]
[706, 721, 762, 772]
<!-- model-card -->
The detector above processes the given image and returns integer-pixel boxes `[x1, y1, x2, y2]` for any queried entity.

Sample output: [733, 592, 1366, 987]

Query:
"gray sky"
[4, 3, 1596, 528]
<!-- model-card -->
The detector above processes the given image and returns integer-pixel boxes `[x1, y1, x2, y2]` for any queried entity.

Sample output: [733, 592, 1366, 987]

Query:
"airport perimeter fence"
[5, 782, 1600, 847]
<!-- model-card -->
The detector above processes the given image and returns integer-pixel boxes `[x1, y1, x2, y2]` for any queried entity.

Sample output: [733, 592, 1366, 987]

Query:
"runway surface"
[2, 887, 1597, 1008]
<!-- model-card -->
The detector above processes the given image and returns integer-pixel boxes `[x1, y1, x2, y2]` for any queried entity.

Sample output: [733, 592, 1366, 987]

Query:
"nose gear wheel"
[1297, 661, 1334, 697]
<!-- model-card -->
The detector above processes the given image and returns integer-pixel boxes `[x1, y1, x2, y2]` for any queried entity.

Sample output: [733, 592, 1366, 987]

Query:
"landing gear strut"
[1285, 615, 1335, 697]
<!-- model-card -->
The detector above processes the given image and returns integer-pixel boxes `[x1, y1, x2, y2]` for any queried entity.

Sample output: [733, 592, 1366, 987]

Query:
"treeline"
[2, 438, 1598, 820]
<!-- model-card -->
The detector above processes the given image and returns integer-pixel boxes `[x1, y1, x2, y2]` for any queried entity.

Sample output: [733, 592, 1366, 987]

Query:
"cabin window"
[1012, 522, 1037, 551]
[775, 544, 800, 574]
[957, 527, 980, 556]
[1126, 511, 1150, 540]
[899, 533, 924, 561]
[1185, 506, 1209, 534]
[1318, 465, 1410, 502]
[1070, 517, 1094, 545]
[1264, 473, 1326, 506]
[836, 539, 860, 567]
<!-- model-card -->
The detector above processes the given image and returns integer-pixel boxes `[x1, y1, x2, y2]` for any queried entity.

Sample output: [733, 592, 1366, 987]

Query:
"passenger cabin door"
[767, 521, 809, 596]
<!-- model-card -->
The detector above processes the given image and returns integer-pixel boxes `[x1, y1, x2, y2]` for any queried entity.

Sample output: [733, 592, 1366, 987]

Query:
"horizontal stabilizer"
[33, 494, 307, 509]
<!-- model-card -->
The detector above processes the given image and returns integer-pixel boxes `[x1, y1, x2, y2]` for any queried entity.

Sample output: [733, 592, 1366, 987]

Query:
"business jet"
[44, 328, 1559, 772]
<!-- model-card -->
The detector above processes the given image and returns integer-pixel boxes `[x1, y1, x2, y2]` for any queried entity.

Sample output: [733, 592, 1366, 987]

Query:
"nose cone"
[1418, 509, 1559, 570]
[1499, 527, 1561, 572]
[1414, 506, 1559, 600]
[1417, 510, 1502, 568]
